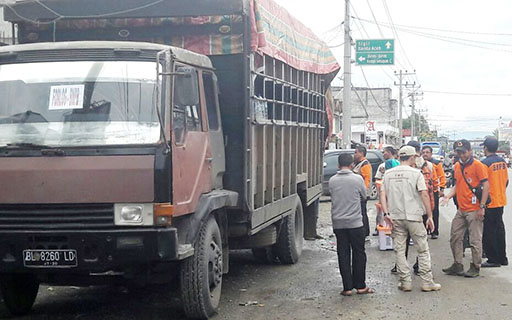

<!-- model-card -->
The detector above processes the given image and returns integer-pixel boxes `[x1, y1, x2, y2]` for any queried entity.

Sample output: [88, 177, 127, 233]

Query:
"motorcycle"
[445, 170, 453, 188]
[443, 158, 454, 188]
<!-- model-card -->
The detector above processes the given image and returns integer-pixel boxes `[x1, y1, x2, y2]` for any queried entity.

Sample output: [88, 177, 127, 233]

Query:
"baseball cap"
[407, 140, 421, 152]
[480, 137, 499, 150]
[399, 145, 417, 157]
[453, 139, 471, 152]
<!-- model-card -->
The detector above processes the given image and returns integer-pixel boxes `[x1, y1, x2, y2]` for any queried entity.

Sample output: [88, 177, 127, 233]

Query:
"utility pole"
[394, 70, 416, 144]
[408, 85, 422, 139]
[342, 0, 352, 149]
[417, 107, 428, 140]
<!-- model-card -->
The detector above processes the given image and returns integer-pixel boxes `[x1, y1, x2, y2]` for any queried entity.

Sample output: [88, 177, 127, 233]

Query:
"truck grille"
[0, 204, 115, 230]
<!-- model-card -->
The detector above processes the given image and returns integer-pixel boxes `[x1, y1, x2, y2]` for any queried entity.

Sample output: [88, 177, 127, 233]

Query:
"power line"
[359, 67, 389, 114]
[352, 83, 370, 119]
[357, 17, 512, 47]
[423, 89, 512, 96]
[382, 0, 415, 71]
[365, 0, 385, 38]
[355, 17, 512, 36]
[328, 42, 345, 48]
[349, 3, 396, 83]
[350, 3, 370, 38]
[356, 17, 512, 53]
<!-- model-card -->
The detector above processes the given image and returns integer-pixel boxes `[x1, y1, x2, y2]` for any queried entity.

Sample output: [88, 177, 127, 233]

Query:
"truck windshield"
[0, 60, 160, 147]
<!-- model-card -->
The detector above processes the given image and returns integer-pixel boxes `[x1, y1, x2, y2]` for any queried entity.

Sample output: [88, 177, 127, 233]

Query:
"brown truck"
[0, 0, 339, 318]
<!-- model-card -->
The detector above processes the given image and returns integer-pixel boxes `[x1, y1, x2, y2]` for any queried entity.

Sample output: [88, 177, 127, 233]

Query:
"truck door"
[201, 71, 225, 190]
[172, 66, 212, 216]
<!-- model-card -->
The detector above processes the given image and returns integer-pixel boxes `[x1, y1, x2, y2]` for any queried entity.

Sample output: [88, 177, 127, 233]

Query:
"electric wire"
[381, 0, 415, 71]
[366, 0, 385, 38]
[355, 17, 512, 36]
[423, 90, 512, 96]
[357, 17, 512, 48]
[359, 67, 389, 114]
[355, 17, 512, 53]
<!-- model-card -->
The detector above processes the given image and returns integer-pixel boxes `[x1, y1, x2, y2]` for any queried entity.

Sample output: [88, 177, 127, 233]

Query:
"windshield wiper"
[1, 143, 65, 156]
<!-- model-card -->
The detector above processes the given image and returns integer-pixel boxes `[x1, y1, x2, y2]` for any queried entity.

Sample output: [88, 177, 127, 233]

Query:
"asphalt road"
[1, 170, 512, 319]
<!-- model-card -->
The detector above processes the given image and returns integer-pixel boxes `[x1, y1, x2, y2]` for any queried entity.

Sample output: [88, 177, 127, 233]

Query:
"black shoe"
[481, 261, 501, 268]
[391, 266, 397, 274]
[431, 234, 438, 240]
[413, 263, 419, 275]
[502, 258, 509, 266]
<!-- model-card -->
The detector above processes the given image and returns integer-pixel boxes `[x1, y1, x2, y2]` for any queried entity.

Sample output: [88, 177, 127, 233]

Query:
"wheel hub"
[208, 241, 223, 288]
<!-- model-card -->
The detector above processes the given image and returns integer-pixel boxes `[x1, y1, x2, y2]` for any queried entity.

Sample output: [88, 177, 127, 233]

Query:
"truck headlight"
[114, 204, 154, 226]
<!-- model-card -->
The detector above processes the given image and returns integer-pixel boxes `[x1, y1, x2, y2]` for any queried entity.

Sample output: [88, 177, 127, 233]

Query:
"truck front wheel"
[0, 274, 39, 316]
[276, 197, 304, 264]
[181, 215, 223, 319]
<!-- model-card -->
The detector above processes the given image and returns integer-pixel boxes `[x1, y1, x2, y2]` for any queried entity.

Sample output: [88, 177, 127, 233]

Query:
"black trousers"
[361, 199, 370, 237]
[483, 207, 508, 265]
[432, 192, 440, 236]
[334, 227, 367, 291]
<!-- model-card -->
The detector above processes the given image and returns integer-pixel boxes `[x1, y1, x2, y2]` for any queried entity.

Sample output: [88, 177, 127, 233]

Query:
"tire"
[0, 274, 39, 316]
[181, 216, 223, 319]
[275, 197, 304, 264]
[369, 183, 378, 200]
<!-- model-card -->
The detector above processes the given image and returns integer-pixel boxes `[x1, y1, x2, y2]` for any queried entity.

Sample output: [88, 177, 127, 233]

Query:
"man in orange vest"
[441, 140, 490, 278]
[480, 137, 509, 267]
[422, 145, 446, 239]
[353, 145, 372, 237]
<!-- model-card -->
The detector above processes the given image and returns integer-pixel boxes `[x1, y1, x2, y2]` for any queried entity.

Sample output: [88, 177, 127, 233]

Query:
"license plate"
[23, 249, 78, 268]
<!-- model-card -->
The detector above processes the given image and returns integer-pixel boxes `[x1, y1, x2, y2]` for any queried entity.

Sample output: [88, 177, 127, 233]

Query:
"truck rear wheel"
[0, 274, 39, 316]
[276, 197, 304, 264]
[181, 215, 223, 319]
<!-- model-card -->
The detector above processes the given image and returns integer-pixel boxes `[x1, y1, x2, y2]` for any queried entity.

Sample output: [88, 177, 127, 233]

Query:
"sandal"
[356, 287, 375, 294]
[340, 290, 353, 296]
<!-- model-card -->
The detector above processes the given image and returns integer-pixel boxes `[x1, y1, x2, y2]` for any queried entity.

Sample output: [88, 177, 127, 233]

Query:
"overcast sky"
[274, 0, 512, 139]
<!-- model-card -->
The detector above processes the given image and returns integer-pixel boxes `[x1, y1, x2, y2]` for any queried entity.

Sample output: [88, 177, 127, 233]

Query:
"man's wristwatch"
[479, 204, 486, 209]
[383, 212, 389, 217]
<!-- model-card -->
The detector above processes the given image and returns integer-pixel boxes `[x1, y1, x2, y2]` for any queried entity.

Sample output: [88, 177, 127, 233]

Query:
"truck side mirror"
[174, 67, 199, 107]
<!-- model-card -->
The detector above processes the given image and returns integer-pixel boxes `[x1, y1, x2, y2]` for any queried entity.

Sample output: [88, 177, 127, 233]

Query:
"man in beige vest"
[380, 146, 441, 292]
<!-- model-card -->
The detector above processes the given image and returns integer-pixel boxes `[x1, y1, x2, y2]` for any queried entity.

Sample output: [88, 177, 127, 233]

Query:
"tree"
[492, 129, 499, 139]
[403, 112, 430, 137]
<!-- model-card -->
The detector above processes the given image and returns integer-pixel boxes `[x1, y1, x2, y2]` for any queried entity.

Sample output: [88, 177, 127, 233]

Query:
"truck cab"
[0, 41, 235, 317]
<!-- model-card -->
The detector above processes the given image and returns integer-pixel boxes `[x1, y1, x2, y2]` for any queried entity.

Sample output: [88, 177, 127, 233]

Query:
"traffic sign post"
[355, 39, 395, 66]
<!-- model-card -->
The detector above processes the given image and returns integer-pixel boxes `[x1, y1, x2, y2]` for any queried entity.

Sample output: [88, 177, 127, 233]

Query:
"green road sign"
[356, 39, 394, 53]
[356, 52, 394, 65]
[355, 39, 395, 65]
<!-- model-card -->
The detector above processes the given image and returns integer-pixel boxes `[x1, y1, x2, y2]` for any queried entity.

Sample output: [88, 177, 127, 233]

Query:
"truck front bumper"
[0, 228, 184, 274]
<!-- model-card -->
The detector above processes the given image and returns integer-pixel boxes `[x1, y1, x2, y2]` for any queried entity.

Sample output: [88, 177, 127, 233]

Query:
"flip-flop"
[340, 290, 353, 296]
[356, 287, 375, 294]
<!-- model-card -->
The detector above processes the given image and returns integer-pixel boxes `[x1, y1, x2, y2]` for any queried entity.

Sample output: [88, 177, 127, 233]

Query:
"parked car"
[322, 149, 385, 200]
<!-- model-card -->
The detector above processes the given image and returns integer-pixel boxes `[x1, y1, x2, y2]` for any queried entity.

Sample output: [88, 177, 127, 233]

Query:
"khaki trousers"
[450, 210, 483, 267]
[391, 219, 435, 285]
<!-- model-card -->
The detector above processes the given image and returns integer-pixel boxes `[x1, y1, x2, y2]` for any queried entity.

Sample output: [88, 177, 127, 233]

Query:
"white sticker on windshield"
[49, 85, 85, 110]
